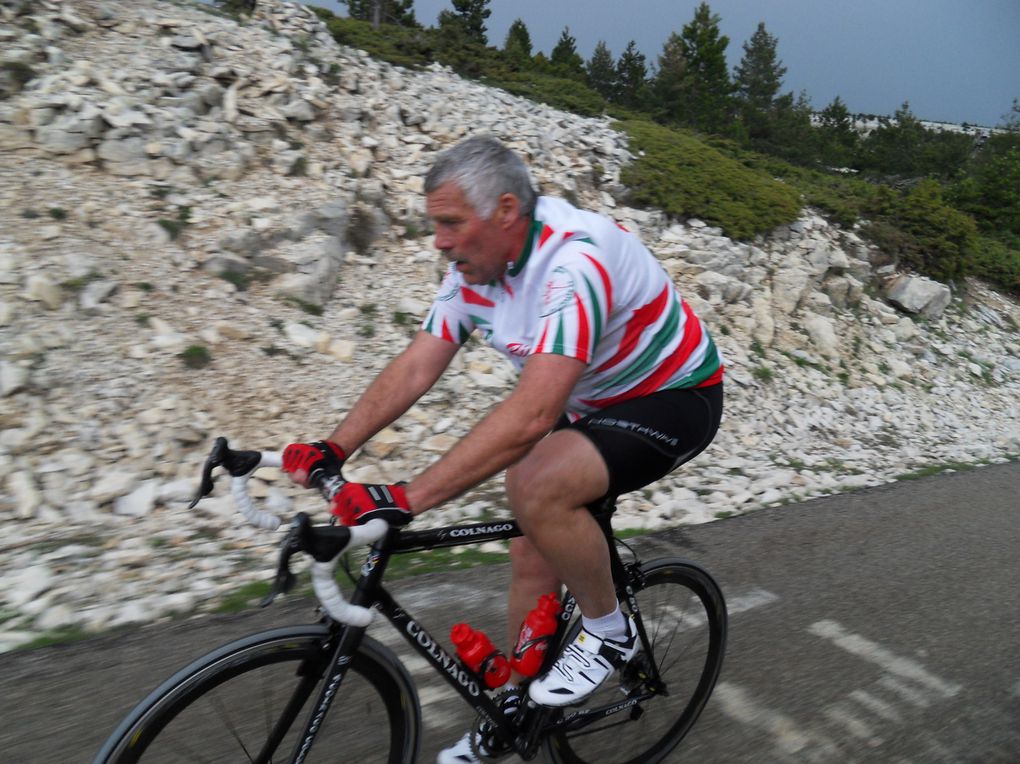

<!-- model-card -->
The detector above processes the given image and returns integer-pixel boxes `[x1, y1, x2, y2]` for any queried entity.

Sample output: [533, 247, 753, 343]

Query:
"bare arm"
[404, 353, 586, 514]
[327, 331, 460, 455]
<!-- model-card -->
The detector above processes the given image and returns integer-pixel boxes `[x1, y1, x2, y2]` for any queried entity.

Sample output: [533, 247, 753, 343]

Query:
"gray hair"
[424, 136, 538, 218]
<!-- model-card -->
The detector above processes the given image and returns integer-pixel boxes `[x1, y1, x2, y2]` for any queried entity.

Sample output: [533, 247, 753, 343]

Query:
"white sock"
[581, 604, 628, 642]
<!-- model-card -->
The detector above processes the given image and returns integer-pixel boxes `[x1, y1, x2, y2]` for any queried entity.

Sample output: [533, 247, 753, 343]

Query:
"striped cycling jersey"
[422, 196, 724, 419]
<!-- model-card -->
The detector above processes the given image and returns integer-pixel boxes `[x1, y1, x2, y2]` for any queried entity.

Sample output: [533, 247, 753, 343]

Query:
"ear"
[494, 193, 521, 229]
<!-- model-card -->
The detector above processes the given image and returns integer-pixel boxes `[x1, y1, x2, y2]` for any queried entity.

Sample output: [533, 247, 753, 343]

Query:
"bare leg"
[505, 537, 560, 683]
[505, 429, 617, 621]
[507, 537, 561, 649]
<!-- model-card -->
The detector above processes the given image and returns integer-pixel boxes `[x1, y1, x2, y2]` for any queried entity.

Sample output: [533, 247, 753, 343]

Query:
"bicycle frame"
[286, 512, 661, 763]
[97, 440, 726, 764]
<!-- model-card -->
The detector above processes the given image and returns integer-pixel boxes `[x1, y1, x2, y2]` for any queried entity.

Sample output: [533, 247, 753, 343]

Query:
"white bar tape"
[229, 450, 284, 530]
[310, 519, 389, 626]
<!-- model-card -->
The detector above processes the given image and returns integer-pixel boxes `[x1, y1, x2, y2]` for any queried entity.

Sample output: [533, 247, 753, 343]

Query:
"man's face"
[426, 182, 513, 285]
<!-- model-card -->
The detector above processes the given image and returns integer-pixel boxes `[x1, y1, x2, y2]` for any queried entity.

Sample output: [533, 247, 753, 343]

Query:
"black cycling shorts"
[557, 383, 723, 499]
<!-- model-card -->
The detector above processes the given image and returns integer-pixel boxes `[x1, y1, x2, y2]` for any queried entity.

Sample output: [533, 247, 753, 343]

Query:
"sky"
[308, 0, 1020, 127]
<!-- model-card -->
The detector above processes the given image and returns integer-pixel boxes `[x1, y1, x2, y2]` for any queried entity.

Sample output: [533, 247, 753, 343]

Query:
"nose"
[434, 228, 453, 252]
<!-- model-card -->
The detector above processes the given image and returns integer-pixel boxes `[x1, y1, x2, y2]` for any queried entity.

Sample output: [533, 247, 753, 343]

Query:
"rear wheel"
[544, 558, 726, 764]
[93, 625, 420, 764]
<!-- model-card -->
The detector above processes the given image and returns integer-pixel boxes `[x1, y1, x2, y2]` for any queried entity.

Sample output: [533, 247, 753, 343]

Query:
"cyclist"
[282, 136, 724, 763]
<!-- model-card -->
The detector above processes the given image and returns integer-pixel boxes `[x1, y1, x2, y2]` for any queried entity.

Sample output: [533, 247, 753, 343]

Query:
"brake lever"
[260, 511, 311, 607]
[188, 437, 228, 509]
[189, 437, 264, 509]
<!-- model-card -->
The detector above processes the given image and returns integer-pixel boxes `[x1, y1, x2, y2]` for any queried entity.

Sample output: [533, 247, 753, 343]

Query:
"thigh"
[563, 383, 723, 497]
[506, 428, 611, 510]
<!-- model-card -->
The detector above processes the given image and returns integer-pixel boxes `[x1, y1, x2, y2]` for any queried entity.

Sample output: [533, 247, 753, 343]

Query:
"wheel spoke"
[546, 560, 725, 764]
[94, 630, 416, 764]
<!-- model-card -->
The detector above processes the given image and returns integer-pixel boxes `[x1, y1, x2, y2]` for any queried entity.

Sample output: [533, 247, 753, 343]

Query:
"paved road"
[2, 461, 1018, 762]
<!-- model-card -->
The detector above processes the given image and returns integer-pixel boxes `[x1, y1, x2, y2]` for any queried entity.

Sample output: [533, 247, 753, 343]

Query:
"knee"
[505, 462, 546, 529]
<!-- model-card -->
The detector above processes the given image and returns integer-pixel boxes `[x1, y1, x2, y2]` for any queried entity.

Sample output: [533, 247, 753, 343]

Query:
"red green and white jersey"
[422, 197, 724, 419]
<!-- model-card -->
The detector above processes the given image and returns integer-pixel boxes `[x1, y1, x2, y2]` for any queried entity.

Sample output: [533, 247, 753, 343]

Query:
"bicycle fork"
[281, 626, 365, 764]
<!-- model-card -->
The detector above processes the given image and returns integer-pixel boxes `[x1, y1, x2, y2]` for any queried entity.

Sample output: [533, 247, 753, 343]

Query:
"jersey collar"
[508, 216, 543, 278]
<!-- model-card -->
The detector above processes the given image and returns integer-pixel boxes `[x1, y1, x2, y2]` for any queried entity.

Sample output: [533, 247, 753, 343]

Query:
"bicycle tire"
[92, 624, 421, 764]
[543, 557, 727, 764]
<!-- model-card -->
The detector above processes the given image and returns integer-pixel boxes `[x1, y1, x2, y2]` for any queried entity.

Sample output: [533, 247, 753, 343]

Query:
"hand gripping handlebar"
[190, 437, 389, 626]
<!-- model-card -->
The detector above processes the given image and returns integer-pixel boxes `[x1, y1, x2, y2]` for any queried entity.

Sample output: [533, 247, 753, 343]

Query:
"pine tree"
[733, 21, 785, 140]
[504, 18, 533, 70]
[678, 2, 733, 133]
[615, 41, 648, 109]
[860, 102, 929, 175]
[550, 27, 585, 79]
[438, 0, 491, 46]
[344, 0, 417, 27]
[766, 90, 817, 164]
[650, 32, 687, 122]
[817, 96, 858, 166]
[586, 40, 616, 100]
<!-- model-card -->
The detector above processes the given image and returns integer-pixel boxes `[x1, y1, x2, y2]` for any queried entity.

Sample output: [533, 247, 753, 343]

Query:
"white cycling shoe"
[436, 730, 490, 764]
[528, 617, 638, 707]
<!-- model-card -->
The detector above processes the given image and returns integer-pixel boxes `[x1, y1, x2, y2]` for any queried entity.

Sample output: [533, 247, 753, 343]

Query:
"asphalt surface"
[2, 460, 1018, 763]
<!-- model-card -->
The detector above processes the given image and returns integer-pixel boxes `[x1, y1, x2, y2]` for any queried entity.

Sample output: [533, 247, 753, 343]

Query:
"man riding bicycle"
[282, 136, 724, 763]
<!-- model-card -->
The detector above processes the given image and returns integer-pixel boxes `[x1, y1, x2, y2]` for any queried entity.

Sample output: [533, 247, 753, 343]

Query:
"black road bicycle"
[93, 438, 727, 763]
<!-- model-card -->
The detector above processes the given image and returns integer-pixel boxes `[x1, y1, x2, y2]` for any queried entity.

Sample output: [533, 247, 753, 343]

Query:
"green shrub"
[866, 179, 977, 284]
[969, 236, 1020, 294]
[488, 71, 607, 117]
[618, 119, 801, 239]
[180, 345, 212, 369]
[315, 13, 436, 69]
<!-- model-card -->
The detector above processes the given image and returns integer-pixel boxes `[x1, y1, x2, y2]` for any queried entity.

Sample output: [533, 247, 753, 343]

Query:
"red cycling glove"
[332, 483, 414, 527]
[282, 440, 347, 489]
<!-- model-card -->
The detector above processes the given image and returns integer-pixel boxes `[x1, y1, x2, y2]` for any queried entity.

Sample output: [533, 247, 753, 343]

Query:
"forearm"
[327, 365, 424, 454]
[404, 392, 555, 513]
[328, 332, 457, 455]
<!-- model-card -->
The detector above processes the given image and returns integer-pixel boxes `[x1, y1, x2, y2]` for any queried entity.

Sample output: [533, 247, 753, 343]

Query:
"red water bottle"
[511, 592, 562, 677]
[450, 623, 511, 689]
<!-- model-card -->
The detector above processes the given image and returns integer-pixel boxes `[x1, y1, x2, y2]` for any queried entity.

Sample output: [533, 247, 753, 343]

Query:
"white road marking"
[713, 681, 837, 758]
[728, 588, 781, 614]
[808, 620, 962, 699]
[849, 689, 903, 722]
[661, 587, 779, 629]
[876, 675, 933, 708]
[823, 702, 875, 740]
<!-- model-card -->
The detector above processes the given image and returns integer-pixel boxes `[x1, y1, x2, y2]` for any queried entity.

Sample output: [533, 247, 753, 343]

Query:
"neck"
[505, 215, 531, 267]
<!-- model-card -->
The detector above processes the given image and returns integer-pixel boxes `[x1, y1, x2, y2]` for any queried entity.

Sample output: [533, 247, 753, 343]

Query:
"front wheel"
[92, 625, 420, 764]
[544, 558, 727, 764]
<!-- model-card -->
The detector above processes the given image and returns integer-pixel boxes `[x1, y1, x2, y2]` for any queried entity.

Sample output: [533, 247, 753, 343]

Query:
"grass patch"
[284, 297, 324, 316]
[179, 345, 212, 369]
[895, 460, 983, 481]
[156, 206, 193, 241]
[752, 365, 773, 383]
[383, 545, 509, 581]
[19, 625, 92, 650]
[60, 270, 103, 292]
[214, 579, 278, 614]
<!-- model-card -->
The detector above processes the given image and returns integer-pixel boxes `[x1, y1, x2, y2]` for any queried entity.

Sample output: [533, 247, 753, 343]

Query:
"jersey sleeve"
[531, 245, 613, 364]
[421, 265, 477, 345]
